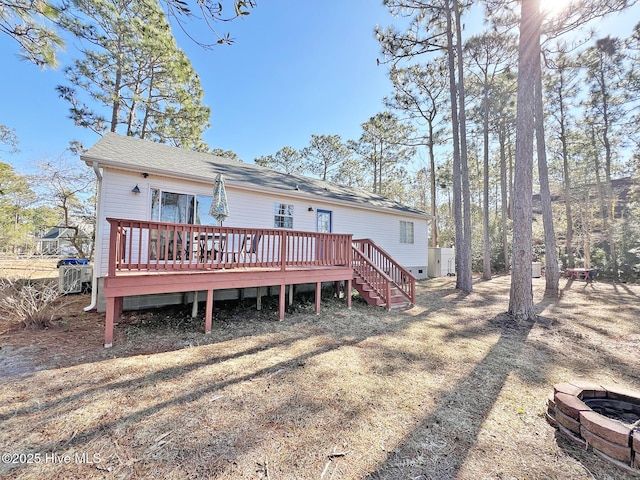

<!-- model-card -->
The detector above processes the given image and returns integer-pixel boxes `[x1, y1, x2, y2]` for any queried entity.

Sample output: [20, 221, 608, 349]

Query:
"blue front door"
[316, 210, 332, 260]
[317, 209, 332, 233]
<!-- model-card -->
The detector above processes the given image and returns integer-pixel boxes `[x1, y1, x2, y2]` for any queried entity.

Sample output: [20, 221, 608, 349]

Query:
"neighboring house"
[37, 226, 77, 256]
[82, 133, 431, 346]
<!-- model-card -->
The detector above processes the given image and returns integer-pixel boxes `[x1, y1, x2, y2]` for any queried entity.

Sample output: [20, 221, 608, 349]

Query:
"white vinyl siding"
[95, 168, 429, 277]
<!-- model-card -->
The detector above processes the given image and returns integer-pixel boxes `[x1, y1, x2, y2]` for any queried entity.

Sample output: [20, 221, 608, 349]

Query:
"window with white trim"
[151, 189, 217, 225]
[274, 203, 294, 229]
[400, 220, 414, 244]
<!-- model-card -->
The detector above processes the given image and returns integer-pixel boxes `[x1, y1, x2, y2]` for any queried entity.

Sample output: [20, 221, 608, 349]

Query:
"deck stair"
[351, 239, 416, 310]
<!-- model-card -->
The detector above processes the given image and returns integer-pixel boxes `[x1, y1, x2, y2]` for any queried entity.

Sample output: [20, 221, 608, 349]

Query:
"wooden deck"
[104, 265, 353, 296]
[102, 219, 415, 347]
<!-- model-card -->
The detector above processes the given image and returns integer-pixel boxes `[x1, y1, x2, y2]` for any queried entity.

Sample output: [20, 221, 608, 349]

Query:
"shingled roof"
[82, 133, 428, 217]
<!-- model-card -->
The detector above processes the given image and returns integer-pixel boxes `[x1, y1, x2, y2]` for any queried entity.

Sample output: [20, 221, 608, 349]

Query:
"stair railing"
[352, 239, 416, 305]
[351, 247, 393, 310]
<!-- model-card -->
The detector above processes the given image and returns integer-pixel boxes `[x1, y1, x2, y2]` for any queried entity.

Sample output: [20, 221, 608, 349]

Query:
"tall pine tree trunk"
[509, 0, 539, 320]
[535, 60, 559, 294]
[110, 54, 123, 132]
[429, 122, 438, 247]
[590, 126, 605, 270]
[454, 0, 473, 292]
[445, 2, 466, 291]
[499, 128, 510, 272]
[482, 85, 492, 280]
[600, 66, 617, 279]
[558, 88, 575, 268]
[508, 133, 514, 220]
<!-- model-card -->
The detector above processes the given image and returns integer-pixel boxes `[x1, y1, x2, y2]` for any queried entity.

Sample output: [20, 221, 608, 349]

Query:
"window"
[151, 189, 217, 225]
[194, 196, 216, 225]
[274, 203, 294, 229]
[400, 221, 414, 244]
[149, 189, 217, 261]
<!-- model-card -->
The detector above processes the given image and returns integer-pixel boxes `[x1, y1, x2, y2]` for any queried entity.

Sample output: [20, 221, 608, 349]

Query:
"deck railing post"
[280, 230, 287, 271]
[107, 219, 118, 278]
[386, 281, 392, 311]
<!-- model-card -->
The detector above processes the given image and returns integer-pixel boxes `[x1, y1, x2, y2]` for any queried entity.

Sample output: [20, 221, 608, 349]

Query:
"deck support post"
[278, 284, 286, 320]
[315, 282, 321, 314]
[205, 289, 214, 333]
[256, 287, 262, 311]
[191, 290, 199, 318]
[346, 279, 352, 309]
[288, 284, 294, 306]
[104, 296, 122, 348]
[334, 281, 340, 298]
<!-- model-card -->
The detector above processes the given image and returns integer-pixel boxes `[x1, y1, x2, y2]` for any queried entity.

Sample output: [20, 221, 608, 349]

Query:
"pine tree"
[57, 0, 210, 150]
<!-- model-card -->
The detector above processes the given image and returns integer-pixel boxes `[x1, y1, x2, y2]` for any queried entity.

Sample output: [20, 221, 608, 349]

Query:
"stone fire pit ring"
[546, 381, 640, 476]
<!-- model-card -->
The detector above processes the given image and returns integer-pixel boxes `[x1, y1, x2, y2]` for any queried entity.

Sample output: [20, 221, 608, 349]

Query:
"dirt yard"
[1, 275, 639, 479]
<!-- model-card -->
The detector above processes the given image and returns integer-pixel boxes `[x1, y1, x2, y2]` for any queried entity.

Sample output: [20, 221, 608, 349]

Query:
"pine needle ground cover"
[1, 275, 639, 479]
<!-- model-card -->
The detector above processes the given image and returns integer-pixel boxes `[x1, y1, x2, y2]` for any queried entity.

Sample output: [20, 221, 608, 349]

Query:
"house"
[37, 226, 77, 256]
[82, 133, 431, 347]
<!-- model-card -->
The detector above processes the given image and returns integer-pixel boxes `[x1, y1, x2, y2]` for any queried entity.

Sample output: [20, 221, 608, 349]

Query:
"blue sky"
[1, 1, 398, 171]
[1, 1, 638, 174]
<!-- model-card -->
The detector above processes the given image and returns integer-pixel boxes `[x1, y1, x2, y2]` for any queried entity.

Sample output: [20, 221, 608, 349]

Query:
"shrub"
[0, 277, 62, 329]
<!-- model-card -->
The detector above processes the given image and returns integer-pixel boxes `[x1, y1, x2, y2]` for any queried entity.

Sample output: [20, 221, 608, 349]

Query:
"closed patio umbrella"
[209, 173, 229, 225]
[192, 173, 230, 318]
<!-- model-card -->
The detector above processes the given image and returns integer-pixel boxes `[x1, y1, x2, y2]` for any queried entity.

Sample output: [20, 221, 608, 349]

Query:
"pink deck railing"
[352, 238, 416, 306]
[107, 218, 352, 276]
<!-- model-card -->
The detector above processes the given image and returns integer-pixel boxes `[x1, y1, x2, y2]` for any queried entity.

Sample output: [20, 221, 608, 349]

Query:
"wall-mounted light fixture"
[142, 172, 149, 178]
[308, 206, 314, 212]
[132, 184, 141, 194]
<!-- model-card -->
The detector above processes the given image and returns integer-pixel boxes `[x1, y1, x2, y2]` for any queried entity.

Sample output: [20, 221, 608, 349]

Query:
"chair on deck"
[155, 230, 183, 261]
[239, 233, 262, 263]
[199, 233, 226, 263]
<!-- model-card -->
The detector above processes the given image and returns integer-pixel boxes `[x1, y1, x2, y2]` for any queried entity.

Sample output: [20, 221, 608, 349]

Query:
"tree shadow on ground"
[365, 314, 536, 479]
[4, 277, 636, 478]
[0, 282, 461, 477]
[611, 281, 640, 299]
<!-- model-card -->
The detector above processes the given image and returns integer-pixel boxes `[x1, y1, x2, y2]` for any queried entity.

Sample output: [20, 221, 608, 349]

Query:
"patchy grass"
[0, 255, 59, 281]
[0, 276, 639, 479]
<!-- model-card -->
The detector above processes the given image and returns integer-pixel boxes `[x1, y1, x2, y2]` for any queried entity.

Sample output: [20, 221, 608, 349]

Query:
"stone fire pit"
[546, 381, 640, 476]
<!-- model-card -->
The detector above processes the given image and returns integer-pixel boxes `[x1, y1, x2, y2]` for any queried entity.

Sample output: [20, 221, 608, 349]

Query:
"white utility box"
[428, 247, 455, 277]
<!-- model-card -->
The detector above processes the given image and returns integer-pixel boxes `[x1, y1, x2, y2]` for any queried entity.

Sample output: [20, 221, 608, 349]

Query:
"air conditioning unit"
[59, 265, 93, 294]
